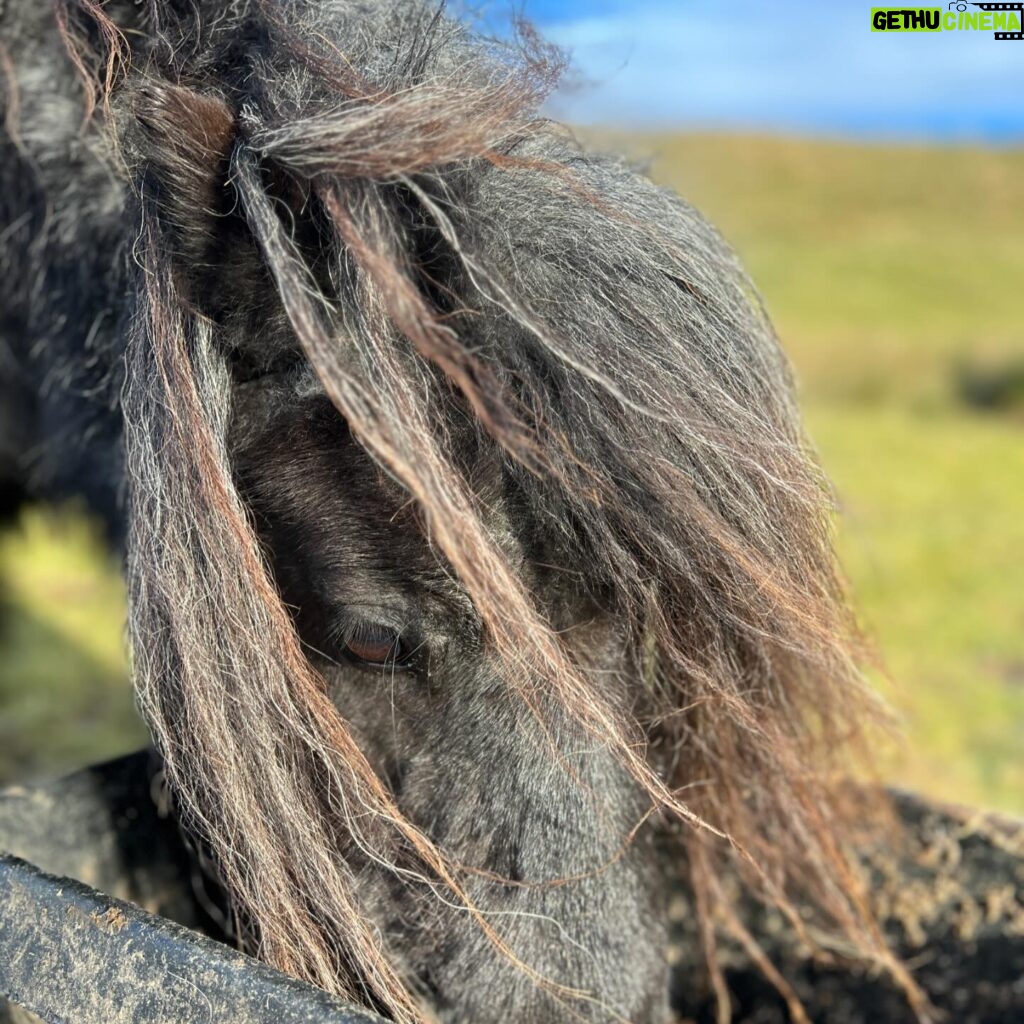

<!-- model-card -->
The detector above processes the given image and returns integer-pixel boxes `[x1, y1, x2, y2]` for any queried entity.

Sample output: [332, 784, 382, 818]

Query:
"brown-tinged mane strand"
[56, 1, 932, 1020]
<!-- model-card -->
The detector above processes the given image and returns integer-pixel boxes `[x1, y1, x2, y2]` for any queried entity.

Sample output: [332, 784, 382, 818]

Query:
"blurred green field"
[1, 135, 1021, 811]
[634, 135, 1024, 812]
[0, 512, 143, 782]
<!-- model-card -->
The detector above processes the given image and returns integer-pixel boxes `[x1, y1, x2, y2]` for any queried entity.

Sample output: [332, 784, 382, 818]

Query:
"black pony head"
[5, 1, 923, 1020]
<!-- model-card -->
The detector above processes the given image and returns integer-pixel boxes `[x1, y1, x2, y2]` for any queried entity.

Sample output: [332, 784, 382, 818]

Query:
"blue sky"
[487, 0, 1024, 141]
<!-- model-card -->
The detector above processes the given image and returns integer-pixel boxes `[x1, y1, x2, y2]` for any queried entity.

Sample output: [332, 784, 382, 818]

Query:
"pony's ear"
[134, 83, 236, 266]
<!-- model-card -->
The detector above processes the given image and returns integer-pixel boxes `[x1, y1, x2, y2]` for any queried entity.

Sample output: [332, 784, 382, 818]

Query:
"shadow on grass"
[954, 356, 1024, 418]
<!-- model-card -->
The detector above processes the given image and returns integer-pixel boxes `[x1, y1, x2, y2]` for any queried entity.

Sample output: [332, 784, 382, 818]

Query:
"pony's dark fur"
[0, 2, 923, 1021]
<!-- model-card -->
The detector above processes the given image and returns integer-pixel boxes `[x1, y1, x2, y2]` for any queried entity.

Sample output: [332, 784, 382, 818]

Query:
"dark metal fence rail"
[0, 853, 382, 1024]
[0, 754, 382, 1024]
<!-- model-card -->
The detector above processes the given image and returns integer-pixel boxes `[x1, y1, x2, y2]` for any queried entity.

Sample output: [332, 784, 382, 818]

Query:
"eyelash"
[337, 615, 416, 671]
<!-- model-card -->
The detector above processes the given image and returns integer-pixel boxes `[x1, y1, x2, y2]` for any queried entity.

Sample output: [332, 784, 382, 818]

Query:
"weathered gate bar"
[0, 753, 383, 1024]
[0, 854, 383, 1024]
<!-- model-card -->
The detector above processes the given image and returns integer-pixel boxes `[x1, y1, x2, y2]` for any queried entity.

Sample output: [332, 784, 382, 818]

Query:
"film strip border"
[974, 2, 1024, 39]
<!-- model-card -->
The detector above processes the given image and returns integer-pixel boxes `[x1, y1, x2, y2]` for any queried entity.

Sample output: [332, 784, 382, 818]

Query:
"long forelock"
[85, 0, 931, 1019]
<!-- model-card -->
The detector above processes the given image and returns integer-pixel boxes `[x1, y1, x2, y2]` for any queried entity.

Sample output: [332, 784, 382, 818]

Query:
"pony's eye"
[342, 620, 410, 668]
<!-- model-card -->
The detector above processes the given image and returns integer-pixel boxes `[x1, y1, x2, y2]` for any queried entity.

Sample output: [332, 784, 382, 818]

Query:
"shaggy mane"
[33, 1, 929, 1020]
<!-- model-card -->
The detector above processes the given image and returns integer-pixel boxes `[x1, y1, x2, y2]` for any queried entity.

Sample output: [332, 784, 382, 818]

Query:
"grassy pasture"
[630, 134, 1024, 811]
[1, 134, 1021, 811]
